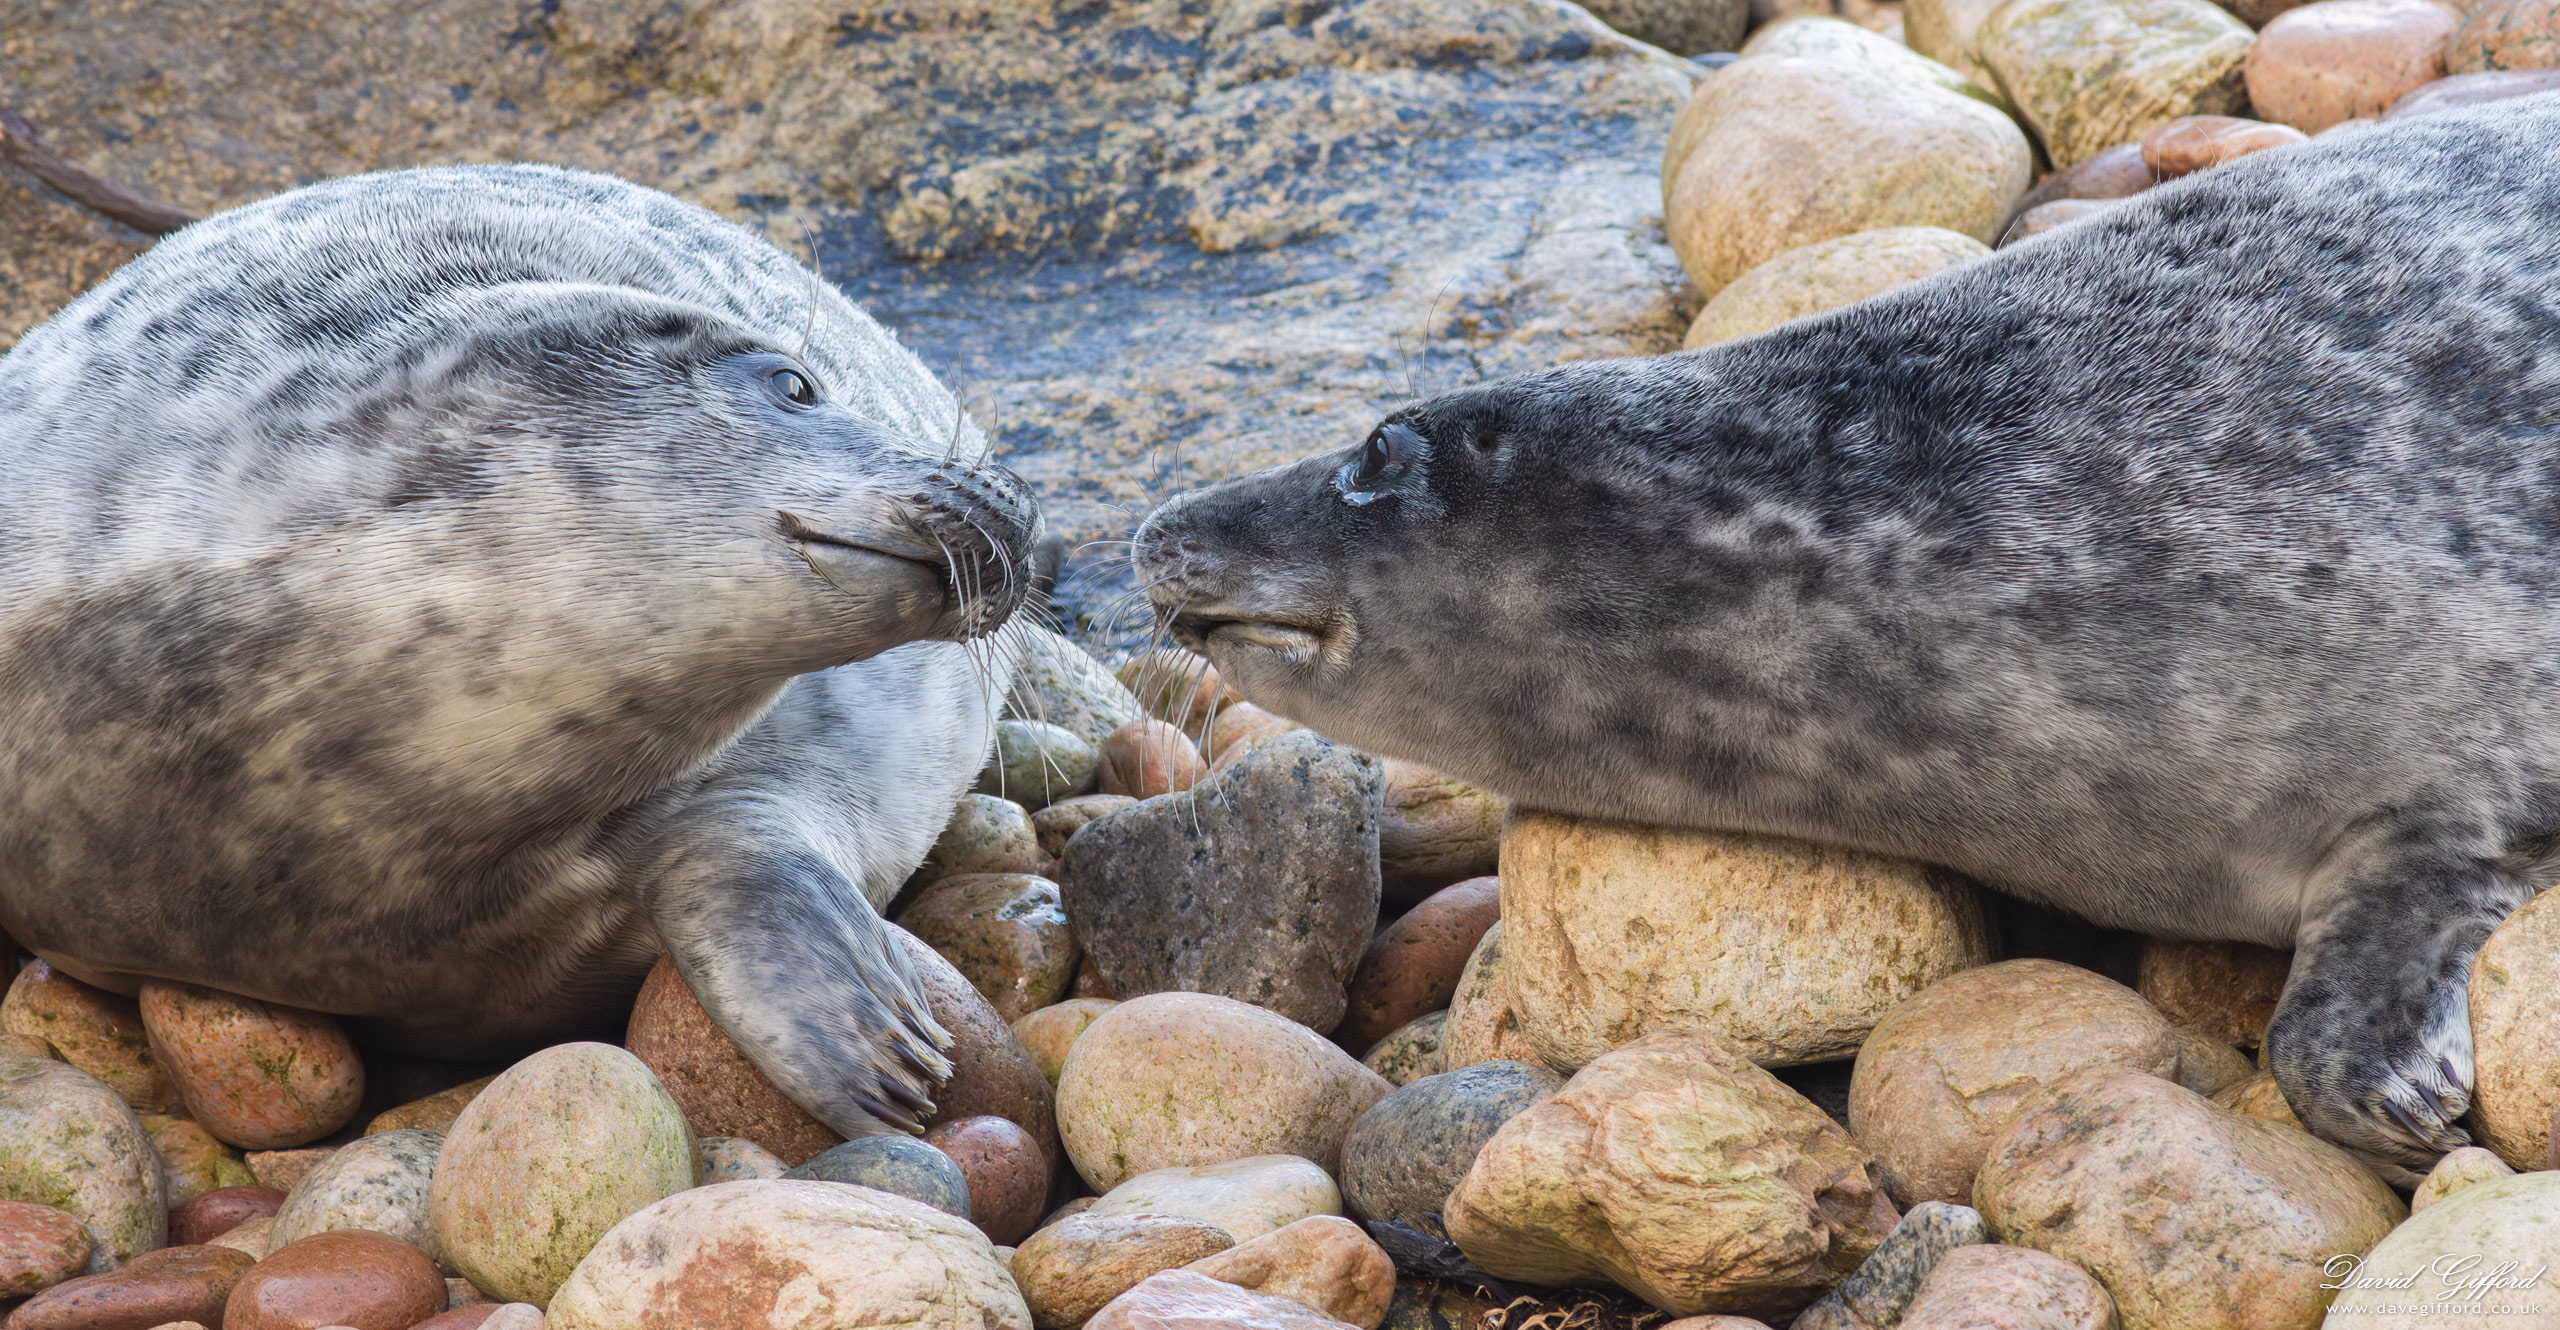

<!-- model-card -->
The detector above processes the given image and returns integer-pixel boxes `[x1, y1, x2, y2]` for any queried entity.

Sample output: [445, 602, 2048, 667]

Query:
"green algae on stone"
[137, 1113, 256, 1207]
[1980, 0, 2256, 166]
[427, 1042, 695, 1307]
[0, 1053, 166, 1271]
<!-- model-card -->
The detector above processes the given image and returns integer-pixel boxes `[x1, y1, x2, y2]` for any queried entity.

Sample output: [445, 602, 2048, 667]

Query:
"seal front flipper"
[630, 794, 952, 1136]
[2265, 841, 2533, 1184]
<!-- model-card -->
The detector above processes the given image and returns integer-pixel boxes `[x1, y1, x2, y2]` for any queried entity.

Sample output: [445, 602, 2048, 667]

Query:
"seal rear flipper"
[628, 796, 953, 1137]
[2265, 841, 2534, 1185]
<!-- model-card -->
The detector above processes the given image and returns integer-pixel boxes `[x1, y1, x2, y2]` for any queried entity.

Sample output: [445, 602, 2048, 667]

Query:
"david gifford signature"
[2324, 1253, 2552, 1303]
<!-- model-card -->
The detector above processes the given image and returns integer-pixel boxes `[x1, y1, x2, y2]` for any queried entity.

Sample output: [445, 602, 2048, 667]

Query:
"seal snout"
[1132, 489, 1330, 664]
[786, 455, 1042, 644]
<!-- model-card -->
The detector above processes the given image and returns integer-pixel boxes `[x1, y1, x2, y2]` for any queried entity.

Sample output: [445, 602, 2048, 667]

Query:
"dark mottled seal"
[0, 164, 1045, 1135]
[1136, 95, 2560, 1177]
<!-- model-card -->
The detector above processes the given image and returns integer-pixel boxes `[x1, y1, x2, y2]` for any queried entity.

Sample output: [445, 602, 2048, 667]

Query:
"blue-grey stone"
[784, 1135, 972, 1221]
[1790, 1200, 1989, 1330]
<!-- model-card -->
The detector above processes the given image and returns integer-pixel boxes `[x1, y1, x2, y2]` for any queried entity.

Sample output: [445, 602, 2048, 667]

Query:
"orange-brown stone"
[224, 1229, 444, 1330]
[624, 954, 839, 1167]
[138, 982, 362, 1150]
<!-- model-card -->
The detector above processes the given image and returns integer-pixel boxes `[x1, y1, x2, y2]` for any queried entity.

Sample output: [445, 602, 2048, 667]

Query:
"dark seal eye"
[770, 368, 819, 408]
[1341, 423, 1426, 503]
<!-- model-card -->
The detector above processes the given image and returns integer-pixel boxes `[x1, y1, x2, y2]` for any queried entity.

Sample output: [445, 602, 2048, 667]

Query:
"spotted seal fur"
[0, 163, 1044, 1135]
[1136, 94, 2560, 1178]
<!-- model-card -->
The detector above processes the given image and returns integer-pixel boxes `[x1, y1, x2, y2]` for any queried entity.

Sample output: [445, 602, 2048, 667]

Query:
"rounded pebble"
[0, 1198, 90, 1295]
[2446, 0, 2560, 73]
[1684, 226, 1990, 349]
[1849, 959, 2185, 1207]
[980, 717, 1102, 810]
[141, 1112, 259, 1206]
[623, 953, 838, 1167]
[1975, 1067, 2403, 1330]
[919, 794, 1045, 885]
[1337, 878, 1501, 1057]
[695, 1136, 787, 1184]
[1376, 761, 1503, 908]
[1663, 53, 2031, 295]
[1979, 0, 2255, 167]
[137, 982, 363, 1150]
[223, 1229, 444, 1330]
[889, 926, 1062, 1159]
[2244, 0, 2460, 133]
[0, 960, 178, 1112]
[2136, 115, 2310, 177]
[2326, 1171, 2560, 1328]
[1502, 812, 1989, 1071]
[1340, 1061, 1561, 1237]
[1012, 998, 1119, 1088]
[268, 1128, 444, 1267]
[1087, 1156, 1344, 1244]
[546, 1179, 1029, 1330]
[926, 1115, 1052, 1246]
[897, 873, 1081, 1023]
[784, 1135, 972, 1220]
[1058, 993, 1392, 1191]
[1033, 795, 1137, 859]
[1012, 1211, 1238, 1329]
[7, 1244, 255, 1330]
[0, 1051, 166, 1269]
[1359, 1010, 1448, 1088]
[427, 1042, 696, 1306]
[1438, 923, 1552, 1075]
[171, 1185, 288, 1246]
[2466, 885, 2560, 1168]
[1098, 718, 1207, 799]
[1186, 1214, 1395, 1329]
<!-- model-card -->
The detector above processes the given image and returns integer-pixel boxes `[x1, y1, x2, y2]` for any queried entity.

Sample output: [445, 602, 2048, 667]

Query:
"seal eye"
[1342, 422, 1426, 501]
[1354, 434, 1392, 485]
[770, 368, 819, 408]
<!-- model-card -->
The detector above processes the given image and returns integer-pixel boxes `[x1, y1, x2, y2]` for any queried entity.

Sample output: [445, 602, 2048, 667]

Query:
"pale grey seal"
[1134, 94, 2560, 1178]
[0, 163, 1044, 1135]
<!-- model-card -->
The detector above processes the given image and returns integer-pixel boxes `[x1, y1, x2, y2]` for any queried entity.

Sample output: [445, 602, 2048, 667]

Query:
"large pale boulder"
[548, 1179, 1031, 1330]
[1979, 0, 2258, 166]
[1683, 227, 1990, 348]
[1501, 811, 1989, 1072]
[2465, 885, 2560, 1169]
[1058, 994, 1390, 1191]
[1443, 1032, 1898, 1319]
[1849, 960, 2186, 1207]
[1661, 53, 2033, 296]
[1974, 1067, 2403, 1330]
[2324, 1171, 2560, 1329]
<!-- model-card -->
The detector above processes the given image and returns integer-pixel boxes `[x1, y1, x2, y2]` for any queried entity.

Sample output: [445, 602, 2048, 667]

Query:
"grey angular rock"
[1061, 731, 1382, 1033]
[1340, 1062, 1563, 1239]
[1582, 0, 1750, 55]
[785, 1135, 973, 1221]
[1789, 1201, 1987, 1330]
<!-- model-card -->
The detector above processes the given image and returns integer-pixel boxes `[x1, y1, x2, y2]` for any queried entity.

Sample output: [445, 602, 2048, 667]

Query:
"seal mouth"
[1170, 611, 1325, 661]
